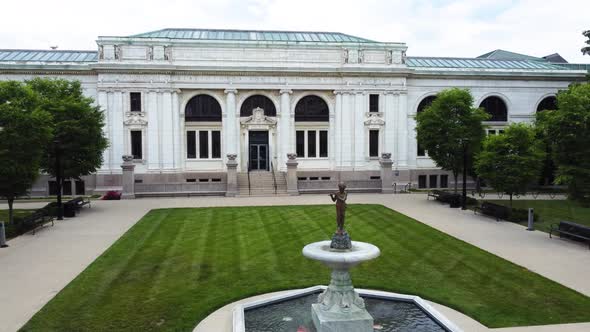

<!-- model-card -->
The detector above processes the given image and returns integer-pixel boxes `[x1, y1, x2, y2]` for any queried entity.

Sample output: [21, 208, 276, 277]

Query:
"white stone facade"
[0, 29, 586, 195]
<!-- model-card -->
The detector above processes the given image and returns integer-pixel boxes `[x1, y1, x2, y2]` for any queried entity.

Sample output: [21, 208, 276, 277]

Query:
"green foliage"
[537, 83, 590, 204]
[582, 30, 590, 56]
[416, 88, 488, 189]
[27, 78, 108, 179]
[21, 205, 590, 330]
[475, 124, 544, 206]
[0, 81, 52, 224]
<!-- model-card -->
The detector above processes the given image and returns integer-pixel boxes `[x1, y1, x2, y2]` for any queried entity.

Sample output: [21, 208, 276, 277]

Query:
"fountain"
[231, 183, 462, 332]
[302, 182, 379, 332]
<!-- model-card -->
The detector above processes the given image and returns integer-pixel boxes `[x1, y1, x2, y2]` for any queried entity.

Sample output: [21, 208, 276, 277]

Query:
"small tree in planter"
[475, 123, 545, 207]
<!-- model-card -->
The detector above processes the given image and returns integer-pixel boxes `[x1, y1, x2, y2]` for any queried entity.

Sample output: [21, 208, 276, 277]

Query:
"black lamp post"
[54, 139, 64, 220]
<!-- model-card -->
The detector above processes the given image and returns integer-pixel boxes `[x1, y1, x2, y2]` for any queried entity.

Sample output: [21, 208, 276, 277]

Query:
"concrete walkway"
[0, 194, 589, 332]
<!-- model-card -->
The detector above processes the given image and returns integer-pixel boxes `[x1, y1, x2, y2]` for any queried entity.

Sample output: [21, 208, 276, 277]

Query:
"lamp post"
[54, 139, 64, 220]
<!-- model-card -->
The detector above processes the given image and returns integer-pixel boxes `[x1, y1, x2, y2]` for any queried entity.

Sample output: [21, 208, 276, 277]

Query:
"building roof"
[406, 56, 570, 70]
[0, 49, 98, 62]
[128, 28, 377, 43]
[477, 49, 543, 61]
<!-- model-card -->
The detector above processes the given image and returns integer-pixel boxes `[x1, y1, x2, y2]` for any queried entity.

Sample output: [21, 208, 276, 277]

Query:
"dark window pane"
[240, 95, 276, 117]
[440, 175, 448, 188]
[62, 181, 72, 196]
[212, 131, 221, 158]
[369, 130, 379, 157]
[187, 131, 196, 158]
[130, 92, 141, 112]
[418, 175, 427, 189]
[75, 181, 85, 195]
[296, 131, 305, 157]
[429, 175, 438, 188]
[417, 96, 436, 113]
[185, 95, 222, 121]
[537, 96, 557, 113]
[307, 131, 316, 157]
[48, 181, 58, 196]
[369, 94, 379, 112]
[199, 131, 209, 158]
[479, 96, 507, 122]
[295, 96, 329, 122]
[319, 130, 328, 157]
[488, 130, 496, 135]
[131, 130, 142, 159]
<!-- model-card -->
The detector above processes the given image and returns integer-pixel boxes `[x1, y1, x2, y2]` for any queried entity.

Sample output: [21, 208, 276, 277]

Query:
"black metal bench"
[550, 221, 590, 249]
[474, 201, 511, 221]
[428, 190, 461, 208]
[67, 197, 91, 212]
[21, 210, 54, 235]
[427, 190, 444, 200]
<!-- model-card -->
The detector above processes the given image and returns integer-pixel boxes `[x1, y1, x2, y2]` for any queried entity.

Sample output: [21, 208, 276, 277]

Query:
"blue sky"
[1, 0, 589, 62]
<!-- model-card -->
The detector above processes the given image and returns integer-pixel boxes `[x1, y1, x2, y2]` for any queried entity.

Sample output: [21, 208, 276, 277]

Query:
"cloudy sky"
[2, 0, 589, 62]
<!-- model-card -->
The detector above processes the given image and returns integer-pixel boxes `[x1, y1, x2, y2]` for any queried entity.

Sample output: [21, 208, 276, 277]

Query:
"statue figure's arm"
[329, 193, 337, 202]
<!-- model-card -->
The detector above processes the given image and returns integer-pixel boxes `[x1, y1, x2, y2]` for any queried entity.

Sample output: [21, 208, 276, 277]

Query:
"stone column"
[286, 153, 299, 196]
[279, 89, 292, 169]
[224, 89, 238, 157]
[333, 91, 342, 169]
[172, 90, 181, 169]
[120, 155, 136, 199]
[398, 92, 408, 167]
[379, 153, 394, 194]
[225, 154, 238, 197]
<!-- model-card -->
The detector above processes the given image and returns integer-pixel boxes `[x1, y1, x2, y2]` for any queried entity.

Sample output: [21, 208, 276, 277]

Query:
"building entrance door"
[248, 131, 269, 171]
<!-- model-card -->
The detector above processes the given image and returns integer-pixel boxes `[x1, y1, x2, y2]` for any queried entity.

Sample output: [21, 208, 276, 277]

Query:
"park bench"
[428, 190, 461, 208]
[427, 190, 445, 200]
[68, 197, 91, 211]
[474, 201, 511, 221]
[21, 210, 54, 235]
[550, 221, 590, 249]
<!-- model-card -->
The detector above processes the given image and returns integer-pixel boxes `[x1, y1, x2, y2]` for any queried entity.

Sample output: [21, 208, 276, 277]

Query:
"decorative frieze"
[364, 112, 385, 128]
[240, 107, 277, 129]
[124, 112, 148, 126]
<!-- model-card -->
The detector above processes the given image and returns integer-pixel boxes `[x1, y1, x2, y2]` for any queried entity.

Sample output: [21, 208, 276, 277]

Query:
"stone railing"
[134, 182, 226, 196]
[298, 179, 381, 193]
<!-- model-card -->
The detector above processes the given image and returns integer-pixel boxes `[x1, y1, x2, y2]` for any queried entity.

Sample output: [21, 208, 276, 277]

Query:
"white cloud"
[0, 0, 588, 62]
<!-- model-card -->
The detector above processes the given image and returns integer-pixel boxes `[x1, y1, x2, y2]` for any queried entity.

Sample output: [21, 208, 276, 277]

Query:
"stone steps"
[237, 171, 288, 196]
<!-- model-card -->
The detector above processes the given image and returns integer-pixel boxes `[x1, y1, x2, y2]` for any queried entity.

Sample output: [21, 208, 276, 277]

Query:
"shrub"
[507, 207, 539, 223]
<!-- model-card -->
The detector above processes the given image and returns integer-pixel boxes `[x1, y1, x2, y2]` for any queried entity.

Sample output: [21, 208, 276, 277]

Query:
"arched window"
[417, 95, 436, 113]
[479, 96, 508, 122]
[185, 95, 222, 122]
[240, 95, 276, 117]
[295, 95, 329, 122]
[416, 96, 436, 157]
[537, 96, 557, 113]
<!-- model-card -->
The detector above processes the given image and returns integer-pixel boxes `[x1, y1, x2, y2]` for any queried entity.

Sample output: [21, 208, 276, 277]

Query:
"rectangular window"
[369, 130, 379, 157]
[130, 92, 142, 112]
[418, 175, 427, 189]
[296, 131, 305, 157]
[75, 180, 85, 195]
[212, 130, 221, 158]
[307, 131, 316, 158]
[187, 131, 196, 159]
[319, 130, 328, 157]
[429, 175, 438, 188]
[488, 129, 496, 135]
[131, 130, 142, 159]
[369, 94, 379, 112]
[440, 175, 449, 188]
[199, 131, 209, 159]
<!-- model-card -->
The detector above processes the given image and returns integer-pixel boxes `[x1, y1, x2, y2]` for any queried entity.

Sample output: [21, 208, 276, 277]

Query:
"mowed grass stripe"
[20, 205, 590, 332]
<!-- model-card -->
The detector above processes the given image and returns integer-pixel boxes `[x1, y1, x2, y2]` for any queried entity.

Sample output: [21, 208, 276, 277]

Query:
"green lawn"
[0, 209, 37, 225]
[21, 205, 590, 331]
[487, 200, 590, 233]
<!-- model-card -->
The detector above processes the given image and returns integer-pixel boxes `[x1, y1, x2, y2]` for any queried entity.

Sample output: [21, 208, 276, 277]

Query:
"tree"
[475, 124, 544, 207]
[0, 81, 52, 225]
[26, 78, 108, 185]
[582, 30, 590, 56]
[416, 88, 488, 208]
[537, 83, 590, 204]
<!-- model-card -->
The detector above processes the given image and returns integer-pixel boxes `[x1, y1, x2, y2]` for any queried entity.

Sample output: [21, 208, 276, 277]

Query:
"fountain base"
[312, 303, 373, 332]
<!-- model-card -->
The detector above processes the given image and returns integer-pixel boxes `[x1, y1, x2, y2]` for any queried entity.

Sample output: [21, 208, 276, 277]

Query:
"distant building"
[0, 29, 587, 196]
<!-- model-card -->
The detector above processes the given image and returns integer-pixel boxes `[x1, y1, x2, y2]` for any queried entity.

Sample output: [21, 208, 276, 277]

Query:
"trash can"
[63, 202, 76, 218]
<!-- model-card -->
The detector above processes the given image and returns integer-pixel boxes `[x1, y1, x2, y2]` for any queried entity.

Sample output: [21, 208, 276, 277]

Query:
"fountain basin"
[232, 286, 463, 332]
[302, 241, 381, 269]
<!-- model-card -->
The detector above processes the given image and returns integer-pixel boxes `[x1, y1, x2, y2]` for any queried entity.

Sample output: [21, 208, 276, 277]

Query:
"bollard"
[527, 208, 534, 231]
[0, 221, 8, 248]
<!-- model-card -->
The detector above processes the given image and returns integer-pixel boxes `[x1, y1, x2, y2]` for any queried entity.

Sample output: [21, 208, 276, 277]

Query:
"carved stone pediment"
[364, 112, 385, 128]
[240, 107, 277, 129]
[124, 112, 148, 126]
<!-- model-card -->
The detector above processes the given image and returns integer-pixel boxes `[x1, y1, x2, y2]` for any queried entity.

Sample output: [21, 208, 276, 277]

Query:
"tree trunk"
[510, 193, 513, 208]
[7, 197, 14, 226]
[462, 147, 468, 210]
[453, 172, 458, 193]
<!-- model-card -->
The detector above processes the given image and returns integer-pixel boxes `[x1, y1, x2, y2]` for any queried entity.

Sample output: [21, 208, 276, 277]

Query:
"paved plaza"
[1, 193, 589, 332]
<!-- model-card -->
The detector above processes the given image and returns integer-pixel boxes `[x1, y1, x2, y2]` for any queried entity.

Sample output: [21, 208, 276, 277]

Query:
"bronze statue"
[330, 182, 351, 249]
[330, 182, 348, 233]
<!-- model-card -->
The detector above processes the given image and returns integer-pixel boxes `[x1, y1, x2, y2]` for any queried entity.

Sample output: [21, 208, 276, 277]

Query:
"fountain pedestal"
[303, 241, 380, 332]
